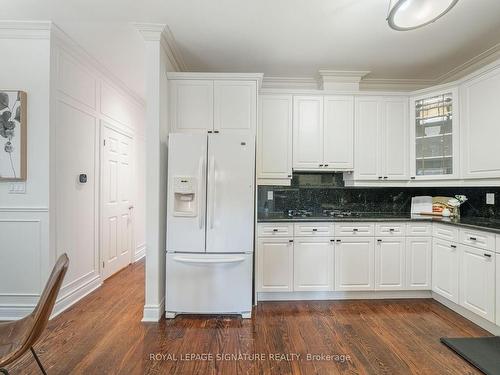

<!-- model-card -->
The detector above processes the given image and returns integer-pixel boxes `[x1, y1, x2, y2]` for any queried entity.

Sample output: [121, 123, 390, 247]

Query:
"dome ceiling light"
[387, 0, 459, 31]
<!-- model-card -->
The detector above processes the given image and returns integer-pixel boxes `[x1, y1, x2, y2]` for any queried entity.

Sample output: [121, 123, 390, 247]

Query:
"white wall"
[0, 22, 52, 320]
[0, 21, 146, 319]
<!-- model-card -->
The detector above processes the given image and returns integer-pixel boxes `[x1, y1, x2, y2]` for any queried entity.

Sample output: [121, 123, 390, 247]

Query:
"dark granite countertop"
[257, 213, 500, 235]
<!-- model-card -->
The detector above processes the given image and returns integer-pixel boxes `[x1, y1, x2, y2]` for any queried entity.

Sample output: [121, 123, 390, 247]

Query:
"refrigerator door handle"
[209, 156, 216, 230]
[198, 155, 206, 229]
[172, 256, 246, 264]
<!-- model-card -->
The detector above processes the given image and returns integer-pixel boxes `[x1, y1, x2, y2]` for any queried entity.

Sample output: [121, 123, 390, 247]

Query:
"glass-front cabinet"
[410, 87, 459, 179]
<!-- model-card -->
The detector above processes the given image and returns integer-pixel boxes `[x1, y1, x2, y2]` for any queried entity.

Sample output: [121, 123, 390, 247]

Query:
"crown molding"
[262, 76, 318, 90]
[437, 41, 500, 84]
[319, 70, 370, 90]
[133, 22, 187, 72]
[360, 78, 436, 92]
[51, 23, 146, 107]
[0, 20, 51, 39]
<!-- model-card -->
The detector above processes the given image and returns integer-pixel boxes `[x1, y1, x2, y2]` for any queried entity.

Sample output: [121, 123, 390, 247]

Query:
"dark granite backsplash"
[258, 173, 500, 219]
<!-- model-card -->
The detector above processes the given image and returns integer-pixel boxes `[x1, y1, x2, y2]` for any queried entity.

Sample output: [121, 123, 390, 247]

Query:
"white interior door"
[206, 134, 255, 253]
[101, 124, 134, 279]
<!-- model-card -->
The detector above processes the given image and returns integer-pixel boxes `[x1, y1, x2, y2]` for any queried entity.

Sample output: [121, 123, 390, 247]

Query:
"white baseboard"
[0, 275, 102, 321]
[134, 243, 146, 262]
[258, 290, 432, 301]
[52, 275, 102, 318]
[432, 292, 500, 335]
[142, 298, 165, 322]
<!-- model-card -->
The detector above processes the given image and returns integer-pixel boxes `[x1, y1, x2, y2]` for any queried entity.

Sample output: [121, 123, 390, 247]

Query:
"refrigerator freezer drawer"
[166, 253, 252, 315]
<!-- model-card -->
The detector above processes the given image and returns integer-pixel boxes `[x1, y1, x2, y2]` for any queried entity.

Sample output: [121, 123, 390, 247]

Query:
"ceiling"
[3, 0, 500, 99]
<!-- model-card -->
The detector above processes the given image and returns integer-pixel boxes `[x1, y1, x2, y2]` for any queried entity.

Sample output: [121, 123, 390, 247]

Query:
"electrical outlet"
[267, 191, 274, 200]
[486, 193, 495, 205]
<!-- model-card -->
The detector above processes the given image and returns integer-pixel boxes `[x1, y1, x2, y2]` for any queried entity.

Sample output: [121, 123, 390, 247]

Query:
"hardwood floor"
[6, 260, 490, 374]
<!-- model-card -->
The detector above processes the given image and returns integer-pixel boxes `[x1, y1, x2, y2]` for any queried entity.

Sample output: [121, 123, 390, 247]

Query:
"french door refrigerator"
[165, 133, 255, 318]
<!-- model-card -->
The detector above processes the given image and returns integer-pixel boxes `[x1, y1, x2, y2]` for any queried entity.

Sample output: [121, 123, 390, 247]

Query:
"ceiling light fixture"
[387, 0, 459, 31]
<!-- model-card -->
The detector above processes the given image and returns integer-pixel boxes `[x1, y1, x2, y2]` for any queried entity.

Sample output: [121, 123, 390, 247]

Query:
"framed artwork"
[0, 90, 27, 180]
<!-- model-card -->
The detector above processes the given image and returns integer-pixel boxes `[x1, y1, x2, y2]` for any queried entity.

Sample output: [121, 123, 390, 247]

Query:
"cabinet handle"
[389, 228, 395, 232]
[319, 164, 324, 167]
[330, 239, 335, 242]
[336, 239, 341, 243]
[383, 177, 388, 179]
[410, 177, 416, 180]
[484, 253, 492, 258]
[288, 175, 292, 178]
[470, 237, 477, 241]
[208, 130, 213, 134]
[377, 239, 382, 242]
[378, 176, 383, 179]
[450, 244, 457, 248]
[289, 239, 294, 243]
[352, 228, 359, 232]
[272, 229, 278, 232]
[214, 130, 220, 134]
[324, 164, 329, 167]
[312, 228, 318, 232]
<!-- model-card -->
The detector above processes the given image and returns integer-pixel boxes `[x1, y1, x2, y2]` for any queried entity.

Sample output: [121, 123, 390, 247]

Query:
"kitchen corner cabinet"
[354, 96, 409, 181]
[334, 237, 375, 291]
[169, 79, 256, 134]
[460, 66, 500, 179]
[293, 237, 334, 291]
[459, 244, 495, 322]
[257, 237, 293, 292]
[293, 95, 354, 171]
[432, 238, 459, 303]
[405, 237, 432, 290]
[375, 237, 405, 290]
[410, 87, 459, 180]
[257, 95, 293, 182]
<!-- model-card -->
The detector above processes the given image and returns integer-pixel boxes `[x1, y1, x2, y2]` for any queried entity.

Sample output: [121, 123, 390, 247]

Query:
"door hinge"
[103, 139, 106, 146]
[102, 261, 105, 268]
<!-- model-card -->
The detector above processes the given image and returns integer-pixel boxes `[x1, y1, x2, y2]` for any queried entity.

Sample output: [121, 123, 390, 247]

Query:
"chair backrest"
[25, 253, 69, 348]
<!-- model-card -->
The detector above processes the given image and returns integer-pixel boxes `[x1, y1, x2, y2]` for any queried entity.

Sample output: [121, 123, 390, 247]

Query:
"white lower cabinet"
[432, 238, 459, 303]
[405, 237, 432, 290]
[459, 244, 495, 322]
[257, 237, 293, 292]
[294, 237, 334, 291]
[335, 237, 375, 291]
[375, 237, 405, 290]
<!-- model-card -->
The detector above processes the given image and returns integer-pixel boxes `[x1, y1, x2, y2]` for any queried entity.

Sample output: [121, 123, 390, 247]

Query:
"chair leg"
[0, 368, 9, 374]
[30, 347, 47, 375]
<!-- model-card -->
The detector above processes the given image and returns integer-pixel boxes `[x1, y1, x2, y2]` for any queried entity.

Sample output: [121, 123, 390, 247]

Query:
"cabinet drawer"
[258, 223, 294, 237]
[375, 223, 406, 237]
[433, 224, 459, 242]
[407, 222, 432, 236]
[294, 223, 334, 237]
[460, 228, 495, 251]
[334, 223, 374, 237]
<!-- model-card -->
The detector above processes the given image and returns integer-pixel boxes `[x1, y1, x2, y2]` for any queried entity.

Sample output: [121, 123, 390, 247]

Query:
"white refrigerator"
[165, 133, 255, 318]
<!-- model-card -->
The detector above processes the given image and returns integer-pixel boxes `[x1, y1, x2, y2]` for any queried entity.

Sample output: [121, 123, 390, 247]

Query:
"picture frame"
[0, 90, 27, 181]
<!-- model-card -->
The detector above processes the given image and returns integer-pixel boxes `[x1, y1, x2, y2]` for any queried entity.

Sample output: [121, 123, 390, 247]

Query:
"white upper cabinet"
[169, 79, 257, 134]
[293, 95, 354, 171]
[354, 96, 409, 181]
[293, 96, 324, 170]
[257, 95, 293, 182]
[461, 66, 500, 179]
[382, 97, 409, 180]
[323, 96, 354, 170]
[214, 80, 257, 134]
[170, 80, 214, 133]
[354, 97, 381, 180]
[410, 87, 459, 180]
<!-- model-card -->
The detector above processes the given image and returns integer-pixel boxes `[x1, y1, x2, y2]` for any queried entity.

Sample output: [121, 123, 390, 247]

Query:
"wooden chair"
[0, 254, 69, 374]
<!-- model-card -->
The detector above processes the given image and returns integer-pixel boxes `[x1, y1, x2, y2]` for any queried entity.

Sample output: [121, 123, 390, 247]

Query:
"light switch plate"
[486, 193, 495, 205]
[267, 191, 274, 200]
[8, 182, 26, 194]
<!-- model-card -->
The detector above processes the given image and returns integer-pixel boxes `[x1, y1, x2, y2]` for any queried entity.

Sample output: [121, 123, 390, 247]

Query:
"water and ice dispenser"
[173, 177, 198, 217]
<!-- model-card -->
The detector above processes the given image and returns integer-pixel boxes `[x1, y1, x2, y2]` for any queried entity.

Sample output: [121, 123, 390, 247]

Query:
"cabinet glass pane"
[415, 93, 453, 176]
